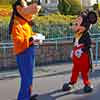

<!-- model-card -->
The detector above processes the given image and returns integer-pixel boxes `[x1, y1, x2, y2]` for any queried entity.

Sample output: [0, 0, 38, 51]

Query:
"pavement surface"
[0, 63, 100, 100]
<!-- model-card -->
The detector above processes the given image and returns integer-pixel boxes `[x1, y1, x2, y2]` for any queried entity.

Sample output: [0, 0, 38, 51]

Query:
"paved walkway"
[0, 63, 100, 100]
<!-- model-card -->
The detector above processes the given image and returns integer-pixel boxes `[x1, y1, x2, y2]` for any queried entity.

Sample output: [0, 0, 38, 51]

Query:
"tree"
[58, 0, 70, 15]
[93, 4, 98, 10]
[58, 0, 82, 15]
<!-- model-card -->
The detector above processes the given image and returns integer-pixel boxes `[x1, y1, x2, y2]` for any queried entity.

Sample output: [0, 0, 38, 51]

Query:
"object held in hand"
[32, 33, 45, 45]
[70, 50, 73, 59]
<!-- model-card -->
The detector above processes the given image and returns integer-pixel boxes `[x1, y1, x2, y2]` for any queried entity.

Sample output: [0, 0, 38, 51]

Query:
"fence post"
[95, 38, 99, 66]
[3, 44, 7, 67]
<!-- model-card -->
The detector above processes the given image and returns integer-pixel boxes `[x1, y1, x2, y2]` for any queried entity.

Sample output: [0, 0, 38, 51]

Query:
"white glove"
[32, 33, 45, 45]
[70, 50, 73, 59]
[75, 49, 83, 58]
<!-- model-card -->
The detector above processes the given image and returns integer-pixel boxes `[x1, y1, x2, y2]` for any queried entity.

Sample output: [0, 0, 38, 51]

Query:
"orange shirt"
[12, 16, 36, 55]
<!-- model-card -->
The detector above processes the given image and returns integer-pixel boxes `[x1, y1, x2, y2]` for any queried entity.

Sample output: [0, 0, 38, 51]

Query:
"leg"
[80, 53, 91, 86]
[80, 53, 93, 93]
[81, 68, 90, 86]
[62, 64, 79, 91]
[69, 64, 79, 84]
[81, 65, 93, 93]
[16, 47, 35, 100]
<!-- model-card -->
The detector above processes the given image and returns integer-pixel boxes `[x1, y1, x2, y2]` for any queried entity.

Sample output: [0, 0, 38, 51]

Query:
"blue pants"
[16, 46, 35, 100]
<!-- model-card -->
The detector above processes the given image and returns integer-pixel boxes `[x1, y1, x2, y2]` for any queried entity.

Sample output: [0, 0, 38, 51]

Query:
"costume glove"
[32, 33, 45, 45]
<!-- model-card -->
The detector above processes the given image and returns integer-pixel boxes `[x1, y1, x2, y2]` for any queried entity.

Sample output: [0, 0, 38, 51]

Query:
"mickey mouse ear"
[87, 11, 97, 24]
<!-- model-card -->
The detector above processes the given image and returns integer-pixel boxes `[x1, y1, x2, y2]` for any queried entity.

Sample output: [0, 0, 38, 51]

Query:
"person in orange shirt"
[9, 0, 41, 100]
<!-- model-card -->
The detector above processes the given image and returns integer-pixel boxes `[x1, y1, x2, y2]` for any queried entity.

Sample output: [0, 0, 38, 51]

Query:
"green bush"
[32, 14, 76, 39]
[0, 13, 100, 41]
[32, 14, 100, 39]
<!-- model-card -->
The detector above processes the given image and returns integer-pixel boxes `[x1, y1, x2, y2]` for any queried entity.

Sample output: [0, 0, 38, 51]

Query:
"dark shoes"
[30, 94, 38, 100]
[83, 85, 93, 93]
[62, 83, 73, 91]
[62, 83, 93, 93]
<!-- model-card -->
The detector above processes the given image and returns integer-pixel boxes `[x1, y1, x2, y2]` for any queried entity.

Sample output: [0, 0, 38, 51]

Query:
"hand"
[70, 50, 73, 59]
[33, 39, 43, 45]
[32, 33, 45, 45]
[33, 39, 40, 45]
[75, 49, 83, 58]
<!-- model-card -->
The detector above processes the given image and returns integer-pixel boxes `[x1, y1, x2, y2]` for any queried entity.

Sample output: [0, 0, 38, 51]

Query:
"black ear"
[87, 11, 97, 24]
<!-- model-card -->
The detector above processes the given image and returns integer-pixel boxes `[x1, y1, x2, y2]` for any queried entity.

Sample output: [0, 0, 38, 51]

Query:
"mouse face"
[71, 16, 86, 33]
[71, 10, 97, 33]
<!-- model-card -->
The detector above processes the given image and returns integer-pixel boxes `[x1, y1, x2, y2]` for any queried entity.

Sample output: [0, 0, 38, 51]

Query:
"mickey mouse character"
[9, 0, 41, 100]
[62, 10, 97, 93]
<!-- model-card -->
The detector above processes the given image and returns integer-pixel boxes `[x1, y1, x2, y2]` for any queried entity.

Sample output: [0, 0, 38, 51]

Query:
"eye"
[69, 22, 79, 26]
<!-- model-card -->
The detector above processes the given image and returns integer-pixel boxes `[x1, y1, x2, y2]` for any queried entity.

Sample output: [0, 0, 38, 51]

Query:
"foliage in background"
[33, 13, 76, 25]
[0, 1, 100, 41]
[0, 12, 100, 41]
[0, 0, 15, 5]
[1, 0, 81, 15]
[32, 14, 100, 39]
[58, 0, 82, 15]
[32, 14, 76, 39]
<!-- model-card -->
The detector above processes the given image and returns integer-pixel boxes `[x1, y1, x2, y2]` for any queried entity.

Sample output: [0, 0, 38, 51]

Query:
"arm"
[12, 25, 29, 48]
[81, 33, 91, 52]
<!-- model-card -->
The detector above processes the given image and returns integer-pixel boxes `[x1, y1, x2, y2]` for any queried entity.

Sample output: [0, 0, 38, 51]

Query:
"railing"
[0, 34, 99, 72]
[0, 21, 100, 70]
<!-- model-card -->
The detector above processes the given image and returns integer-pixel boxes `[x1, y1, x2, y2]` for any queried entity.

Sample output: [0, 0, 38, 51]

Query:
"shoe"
[62, 83, 73, 91]
[83, 85, 93, 93]
[30, 94, 38, 100]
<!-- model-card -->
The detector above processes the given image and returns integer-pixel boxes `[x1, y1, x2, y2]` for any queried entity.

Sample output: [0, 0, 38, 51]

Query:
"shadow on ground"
[36, 88, 86, 100]
[90, 69, 100, 79]
[37, 85, 100, 100]
[36, 70, 71, 79]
